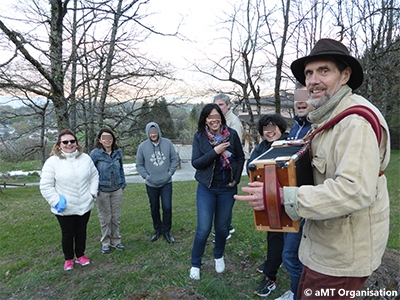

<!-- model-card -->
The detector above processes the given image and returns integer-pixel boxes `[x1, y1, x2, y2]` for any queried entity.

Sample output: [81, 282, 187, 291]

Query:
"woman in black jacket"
[189, 103, 245, 280]
[246, 114, 289, 297]
[246, 114, 289, 174]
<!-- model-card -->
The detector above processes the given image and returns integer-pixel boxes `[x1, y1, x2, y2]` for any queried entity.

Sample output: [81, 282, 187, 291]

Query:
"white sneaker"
[215, 256, 225, 273]
[275, 290, 294, 300]
[189, 267, 200, 280]
[212, 232, 232, 238]
[212, 233, 232, 243]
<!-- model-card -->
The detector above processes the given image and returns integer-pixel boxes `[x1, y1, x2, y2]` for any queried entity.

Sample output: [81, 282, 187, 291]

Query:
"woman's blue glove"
[55, 195, 67, 213]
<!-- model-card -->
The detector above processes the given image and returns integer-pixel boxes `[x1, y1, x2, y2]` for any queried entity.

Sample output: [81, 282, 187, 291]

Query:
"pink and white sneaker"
[75, 255, 90, 266]
[64, 259, 74, 271]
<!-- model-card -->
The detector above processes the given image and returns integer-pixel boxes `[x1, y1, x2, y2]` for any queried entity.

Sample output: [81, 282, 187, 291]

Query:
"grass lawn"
[0, 150, 398, 299]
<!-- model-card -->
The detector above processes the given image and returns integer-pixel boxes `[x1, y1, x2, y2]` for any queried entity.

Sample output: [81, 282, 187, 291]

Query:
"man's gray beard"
[310, 94, 330, 108]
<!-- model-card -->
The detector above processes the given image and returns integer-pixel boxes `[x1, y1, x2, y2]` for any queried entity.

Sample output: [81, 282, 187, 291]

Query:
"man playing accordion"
[235, 38, 391, 300]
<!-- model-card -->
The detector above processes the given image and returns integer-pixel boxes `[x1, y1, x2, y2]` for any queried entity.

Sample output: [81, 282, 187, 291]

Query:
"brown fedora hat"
[290, 39, 364, 90]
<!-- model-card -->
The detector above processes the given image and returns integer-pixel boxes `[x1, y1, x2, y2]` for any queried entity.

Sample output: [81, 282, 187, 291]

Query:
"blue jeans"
[146, 182, 172, 234]
[283, 219, 305, 300]
[191, 182, 237, 268]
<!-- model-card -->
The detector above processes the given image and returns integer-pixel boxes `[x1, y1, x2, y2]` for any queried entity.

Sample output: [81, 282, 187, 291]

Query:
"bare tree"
[261, 0, 293, 113]
[0, 0, 69, 129]
[0, 95, 52, 165]
[347, 0, 400, 147]
[64, 0, 179, 149]
[192, 0, 271, 147]
[0, 0, 180, 159]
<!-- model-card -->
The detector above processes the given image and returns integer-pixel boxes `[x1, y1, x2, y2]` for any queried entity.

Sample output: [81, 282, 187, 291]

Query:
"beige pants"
[96, 188, 123, 246]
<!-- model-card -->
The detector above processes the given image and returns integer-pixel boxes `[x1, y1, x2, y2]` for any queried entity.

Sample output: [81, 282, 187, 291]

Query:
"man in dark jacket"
[288, 82, 314, 141]
[276, 83, 314, 300]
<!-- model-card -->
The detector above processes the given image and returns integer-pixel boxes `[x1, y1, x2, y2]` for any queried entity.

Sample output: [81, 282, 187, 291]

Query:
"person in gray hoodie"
[136, 122, 179, 243]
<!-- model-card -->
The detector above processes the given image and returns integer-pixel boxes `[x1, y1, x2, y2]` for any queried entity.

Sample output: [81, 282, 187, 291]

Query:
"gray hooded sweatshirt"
[136, 122, 179, 188]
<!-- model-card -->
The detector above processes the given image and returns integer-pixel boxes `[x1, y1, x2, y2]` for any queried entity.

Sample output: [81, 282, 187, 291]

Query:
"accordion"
[248, 140, 314, 232]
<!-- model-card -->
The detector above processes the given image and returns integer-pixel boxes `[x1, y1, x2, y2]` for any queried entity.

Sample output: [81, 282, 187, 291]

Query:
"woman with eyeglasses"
[90, 129, 126, 254]
[40, 129, 99, 271]
[189, 103, 245, 280]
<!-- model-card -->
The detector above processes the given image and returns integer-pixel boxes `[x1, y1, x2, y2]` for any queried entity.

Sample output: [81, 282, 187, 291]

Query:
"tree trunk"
[50, 0, 69, 130]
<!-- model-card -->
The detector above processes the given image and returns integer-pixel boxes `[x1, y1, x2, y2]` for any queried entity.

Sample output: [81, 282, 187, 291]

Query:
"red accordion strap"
[306, 105, 382, 146]
[263, 165, 282, 230]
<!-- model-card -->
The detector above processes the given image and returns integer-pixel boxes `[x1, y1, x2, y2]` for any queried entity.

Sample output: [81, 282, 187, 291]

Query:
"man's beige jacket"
[284, 89, 391, 277]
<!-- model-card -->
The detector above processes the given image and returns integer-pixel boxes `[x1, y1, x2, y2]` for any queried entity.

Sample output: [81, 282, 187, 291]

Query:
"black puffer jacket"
[191, 128, 245, 188]
[246, 132, 289, 175]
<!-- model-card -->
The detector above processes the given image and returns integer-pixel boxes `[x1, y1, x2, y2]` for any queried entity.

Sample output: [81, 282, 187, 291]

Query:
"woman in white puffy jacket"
[40, 129, 99, 271]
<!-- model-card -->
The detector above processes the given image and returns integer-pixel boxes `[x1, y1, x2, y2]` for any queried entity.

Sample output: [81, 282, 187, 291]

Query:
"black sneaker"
[151, 231, 161, 242]
[254, 275, 276, 297]
[256, 262, 265, 274]
[102, 245, 111, 254]
[163, 232, 175, 244]
[112, 243, 125, 251]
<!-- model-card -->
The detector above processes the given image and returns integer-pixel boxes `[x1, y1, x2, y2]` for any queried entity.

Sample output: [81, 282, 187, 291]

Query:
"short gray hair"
[213, 93, 231, 105]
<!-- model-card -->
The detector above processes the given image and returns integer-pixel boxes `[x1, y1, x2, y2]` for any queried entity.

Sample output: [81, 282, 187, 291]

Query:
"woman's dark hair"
[257, 114, 287, 136]
[95, 128, 119, 151]
[197, 103, 226, 132]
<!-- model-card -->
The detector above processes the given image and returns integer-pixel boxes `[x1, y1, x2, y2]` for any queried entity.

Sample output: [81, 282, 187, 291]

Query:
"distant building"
[0, 124, 16, 138]
[234, 93, 294, 123]
[231, 93, 295, 155]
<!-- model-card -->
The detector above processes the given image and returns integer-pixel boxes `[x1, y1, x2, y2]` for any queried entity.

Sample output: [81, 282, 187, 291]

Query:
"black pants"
[146, 183, 172, 234]
[56, 211, 91, 260]
[263, 231, 284, 281]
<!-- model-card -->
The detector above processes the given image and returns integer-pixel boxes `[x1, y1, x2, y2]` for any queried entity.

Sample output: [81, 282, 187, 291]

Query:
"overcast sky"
[143, 0, 230, 64]
[140, 0, 240, 94]
[1, 0, 272, 99]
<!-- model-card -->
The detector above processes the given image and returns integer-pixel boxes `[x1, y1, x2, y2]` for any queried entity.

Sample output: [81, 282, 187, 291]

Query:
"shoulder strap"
[306, 105, 382, 146]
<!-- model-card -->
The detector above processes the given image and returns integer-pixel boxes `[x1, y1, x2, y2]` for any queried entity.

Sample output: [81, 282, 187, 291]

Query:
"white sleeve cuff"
[283, 186, 301, 221]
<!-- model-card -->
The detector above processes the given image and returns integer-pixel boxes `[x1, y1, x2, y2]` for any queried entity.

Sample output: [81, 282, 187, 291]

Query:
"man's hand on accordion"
[234, 181, 265, 210]
[234, 181, 284, 211]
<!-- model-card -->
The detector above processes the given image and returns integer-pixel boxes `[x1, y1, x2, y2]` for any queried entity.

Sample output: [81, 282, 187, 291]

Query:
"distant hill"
[0, 96, 47, 108]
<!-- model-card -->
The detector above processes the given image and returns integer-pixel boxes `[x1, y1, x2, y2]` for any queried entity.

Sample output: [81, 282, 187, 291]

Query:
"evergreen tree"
[137, 99, 152, 132]
[189, 104, 202, 132]
[358, 37, 400, 149]
[151, 98, 176, 140]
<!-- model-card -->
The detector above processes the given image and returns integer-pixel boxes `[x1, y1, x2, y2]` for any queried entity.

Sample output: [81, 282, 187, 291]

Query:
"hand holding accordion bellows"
[234, 181, 284, 211]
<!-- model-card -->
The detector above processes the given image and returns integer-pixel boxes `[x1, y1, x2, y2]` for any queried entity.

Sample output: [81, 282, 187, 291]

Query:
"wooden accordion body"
[248, 140, 314, 232]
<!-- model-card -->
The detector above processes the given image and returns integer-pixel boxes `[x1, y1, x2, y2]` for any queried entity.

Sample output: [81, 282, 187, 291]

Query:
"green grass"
[0, 179, 277, 299]
[386, 150, 400, 249]
[0, 160, 42, 184]
[0, 160, 42, 173]
[0, 150, 399, 299]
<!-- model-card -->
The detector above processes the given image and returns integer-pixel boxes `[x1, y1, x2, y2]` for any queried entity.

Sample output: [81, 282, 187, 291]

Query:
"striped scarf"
[205, 125, 233, 170]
